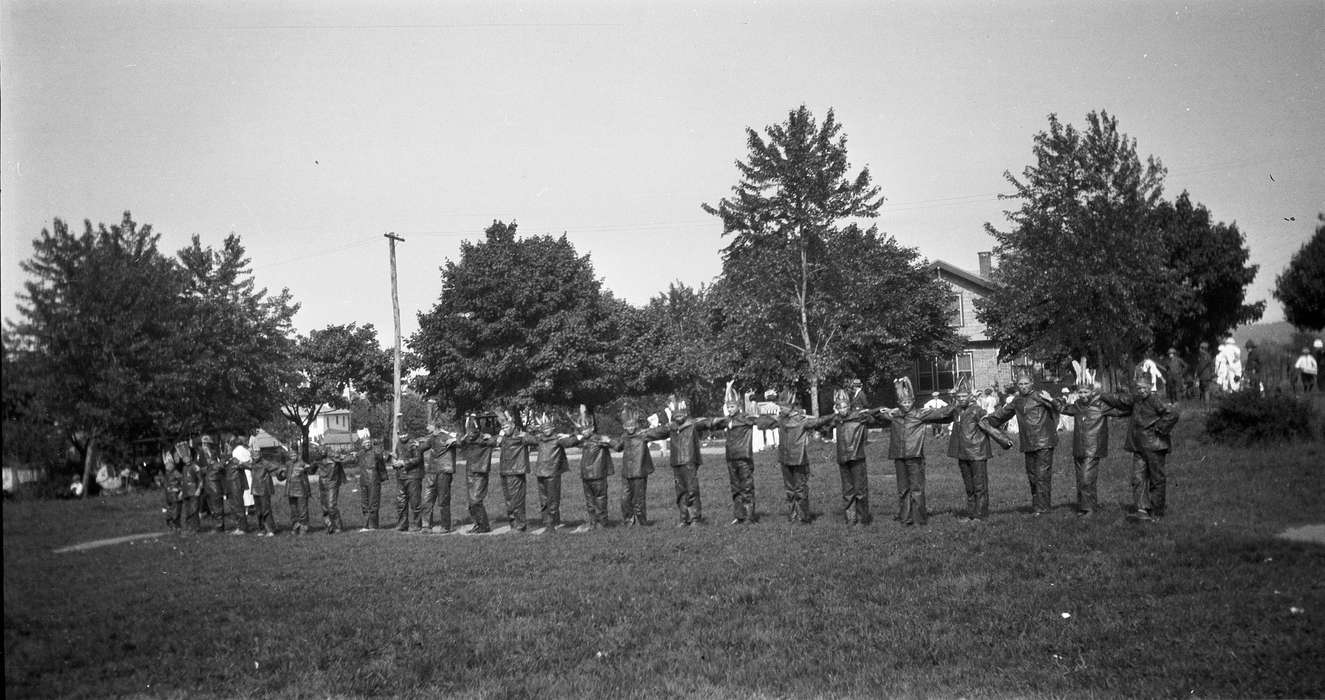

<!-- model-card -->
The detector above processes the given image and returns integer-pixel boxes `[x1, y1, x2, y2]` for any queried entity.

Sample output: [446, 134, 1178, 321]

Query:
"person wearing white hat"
[1294, 347, 1318, 393]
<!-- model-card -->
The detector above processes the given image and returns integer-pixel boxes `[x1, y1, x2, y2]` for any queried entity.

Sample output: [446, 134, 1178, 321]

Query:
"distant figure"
[1215, 337, 1242, 393]
[923, 392, 948, 437]
[977, 387, 999, 414]
[1163, 348, 1188, 402]
[1295, 347, 1318, 394]
[1243, 340, 1263, 394]
[1196, 342, 1215, 403]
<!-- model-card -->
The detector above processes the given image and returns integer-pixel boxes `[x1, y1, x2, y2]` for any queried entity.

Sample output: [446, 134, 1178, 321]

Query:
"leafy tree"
[174, 234, 300, 435]
[713, 223, 961, 408]
[976, 111, 1176, 382]
[704, 105, 956, 412]
[277, 323, 392, 460]
[1275, 214, 1325, 331]
[6, 213, 191, 494]
[349, 392, 431, 443]
[1152, 192, 1264, 351]
[615, 282, 730, 415]
[411, 220, 625, 417]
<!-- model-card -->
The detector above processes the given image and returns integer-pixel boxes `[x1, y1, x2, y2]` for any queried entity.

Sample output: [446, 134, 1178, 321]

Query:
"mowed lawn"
[5, 411, 1324, 698]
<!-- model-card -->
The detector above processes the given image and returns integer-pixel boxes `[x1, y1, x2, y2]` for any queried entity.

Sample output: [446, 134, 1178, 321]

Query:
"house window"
[946, 294, 963, 327]
[913, 352, 975, 394]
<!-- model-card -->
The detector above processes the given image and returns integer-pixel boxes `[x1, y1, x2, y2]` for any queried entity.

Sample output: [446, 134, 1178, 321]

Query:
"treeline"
[4, 105, 1283, 493]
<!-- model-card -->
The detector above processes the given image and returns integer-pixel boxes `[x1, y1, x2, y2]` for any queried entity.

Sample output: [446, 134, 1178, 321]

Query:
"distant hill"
[1234, 321, 1299, 347]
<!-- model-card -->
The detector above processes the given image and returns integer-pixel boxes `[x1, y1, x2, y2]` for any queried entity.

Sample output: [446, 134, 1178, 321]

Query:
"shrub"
[1204, 389, 1318, 446]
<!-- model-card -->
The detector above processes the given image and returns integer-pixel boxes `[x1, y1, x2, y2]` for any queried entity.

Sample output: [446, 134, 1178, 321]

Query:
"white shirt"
[231, 445, 252, 464]
[1296, 355, 1318, 374]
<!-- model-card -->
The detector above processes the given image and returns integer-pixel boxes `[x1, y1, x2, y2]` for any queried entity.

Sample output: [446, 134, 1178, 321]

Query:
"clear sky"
[3, 0, 1321, 346]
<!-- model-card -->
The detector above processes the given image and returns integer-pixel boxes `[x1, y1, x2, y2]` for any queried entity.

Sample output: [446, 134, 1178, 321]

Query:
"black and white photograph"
[2, 1, 1322, 697]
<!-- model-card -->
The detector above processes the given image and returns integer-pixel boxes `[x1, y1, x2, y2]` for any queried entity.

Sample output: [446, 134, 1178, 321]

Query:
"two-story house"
[913, 253, 1016, 395]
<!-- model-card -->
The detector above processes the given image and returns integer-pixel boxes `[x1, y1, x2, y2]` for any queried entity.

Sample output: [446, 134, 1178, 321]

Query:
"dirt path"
[1277, 524, 1325, 545]
[52, 532, 167, 553]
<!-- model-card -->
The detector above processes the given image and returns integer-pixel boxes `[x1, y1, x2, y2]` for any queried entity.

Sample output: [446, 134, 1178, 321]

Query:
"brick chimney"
[977, 251, 993, 278]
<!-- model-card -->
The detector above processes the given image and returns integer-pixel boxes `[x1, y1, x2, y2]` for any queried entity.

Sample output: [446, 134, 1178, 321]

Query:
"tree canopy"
[704, 105, 956, 411]
[410, 220, 624, 417]
[1152, 192, 1264, 351]
[977, 111, 1178, 375]
[1275, 214, 1325, 331]
[277, 323, 393, 457]
[6, 213, 192, 492]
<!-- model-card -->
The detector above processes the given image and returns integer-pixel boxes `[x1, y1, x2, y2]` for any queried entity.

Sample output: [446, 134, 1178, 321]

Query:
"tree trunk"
[298, 422, 311, 463]
[80, 434, 98, 499]
[797, 232, 819, 416]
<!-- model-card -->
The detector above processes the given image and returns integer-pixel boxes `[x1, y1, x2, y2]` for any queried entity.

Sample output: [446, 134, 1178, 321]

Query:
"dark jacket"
[308, 445, 345, 485]
[988, 391, 1060, 452]
[1060, 394, 1121, 459]
[578, 435, 616, 480]
[831, 409, 878, 464]
[759, 413, 833, 466]
[647, 418, 713, 467]
[532, 433, 580, 477]
[395, 443, 425, 480]
[1195, 350, 1215, 381]
[283, 457, 312, 498]
[423, 433, 457, 475]
[354, 448, 387, 484]
[249, 458, 278, 497]
[1100, 392, 1181, 454]
[709, 414, 760, 461]
[942, 403, 1008, 461]
[611, 430, 655, 479]
[879, 407, 949, 459]
[497, 433, 532, 476]
[459, 433, 497, 475]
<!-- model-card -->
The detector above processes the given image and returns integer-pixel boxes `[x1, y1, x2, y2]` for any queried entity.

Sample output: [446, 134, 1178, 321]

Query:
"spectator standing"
[1196, 342, 1215, 403]
[923, 392, 948, 437]
[1163, 347, 1188, 402]
[1295, 347, 1318, 393]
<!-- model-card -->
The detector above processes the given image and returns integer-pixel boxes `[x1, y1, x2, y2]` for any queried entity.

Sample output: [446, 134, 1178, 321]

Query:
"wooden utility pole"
[385, 232, 405, 457]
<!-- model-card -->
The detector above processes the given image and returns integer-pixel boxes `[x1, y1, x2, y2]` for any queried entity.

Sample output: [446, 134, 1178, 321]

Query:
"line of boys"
[160, 364, 1180, 534]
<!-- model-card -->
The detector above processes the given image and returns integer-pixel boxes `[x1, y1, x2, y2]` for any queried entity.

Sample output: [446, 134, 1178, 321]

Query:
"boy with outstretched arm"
[759, 390, 834, 524]
[937, 377, 1013, 521]
[876, 377, 952, 526]
[1100, 374, 1181, 521]
[644, 397, 714, 527]
[611, 408, 655, 526]
[707, 382, 761, 525]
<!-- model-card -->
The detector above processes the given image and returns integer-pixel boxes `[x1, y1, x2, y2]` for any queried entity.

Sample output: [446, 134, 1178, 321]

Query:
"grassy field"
[5, 406, 1324, 698]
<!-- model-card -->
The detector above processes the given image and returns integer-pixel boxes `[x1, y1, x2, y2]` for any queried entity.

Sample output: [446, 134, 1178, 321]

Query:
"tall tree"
[6, 213, 191, 494]
[277, 323, 393, 459]
[1275, 214, 1325, 331]
[976, 110, 1177, 381]
[1152, 192, 1264, 351]
[410, 220, 624, 416]
[714, 223, 961, 405]
[616, 282, 730, 415]
[702, 106, 892, 414]
[175, 234, 300, 434]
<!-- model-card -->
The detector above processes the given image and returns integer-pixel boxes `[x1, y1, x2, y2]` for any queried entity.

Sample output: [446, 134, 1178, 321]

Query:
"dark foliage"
[1274, 214, 1325, 331]
[1204, 390, 1318, 446]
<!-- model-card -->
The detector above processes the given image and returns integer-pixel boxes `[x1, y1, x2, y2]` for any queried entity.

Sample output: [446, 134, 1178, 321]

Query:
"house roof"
[932, 259, 996, 293]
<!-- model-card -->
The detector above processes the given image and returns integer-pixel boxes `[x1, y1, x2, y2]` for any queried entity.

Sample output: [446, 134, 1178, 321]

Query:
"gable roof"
[932, 259, 996, 294]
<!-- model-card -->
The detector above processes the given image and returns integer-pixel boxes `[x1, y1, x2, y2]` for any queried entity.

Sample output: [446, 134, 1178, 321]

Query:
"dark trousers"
[204, 472, 225, 530]
[727, 458, 755, 522]
[1131, 450, 1168, 516]
[500, 474, 527, 530]
[781, 464, 810, 523]
[957, 459, 989, 519]
[1023, 448, 1055, 514]
[583, 477, 608, 527]
[253, 494, 276, 534]
[225, 470, 248, 532]
[359, 475, 382, 529]
[288, 495, 309, 532]
[894, 457, 927, 525]
[838, 459, 871, 524]
[318, 479, 343, 532]
[422, 472, 452, 530]
[395, 476, 422, 531]
[672, 464, 702, 524]
[1165, 379, 1182, 403]
[537, 474, 563, 528]
[621, 477, 648, 525]
[1073, 456, 1100, 513]
[182, 496, 201, 531]
[164, 497, 182, 530]
[467, 473, 491, 531]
